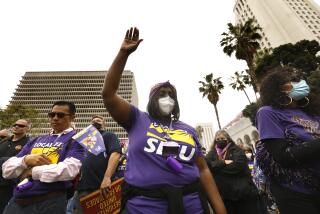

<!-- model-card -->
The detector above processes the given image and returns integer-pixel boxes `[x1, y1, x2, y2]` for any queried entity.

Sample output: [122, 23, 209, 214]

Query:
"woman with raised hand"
[102, 27, 226, 214]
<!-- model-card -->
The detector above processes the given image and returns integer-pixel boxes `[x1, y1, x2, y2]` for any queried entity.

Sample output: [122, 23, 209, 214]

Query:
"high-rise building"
[234, 0, 320, 49]
[195, 123, 215, 151]
[9, 71, 138, 139]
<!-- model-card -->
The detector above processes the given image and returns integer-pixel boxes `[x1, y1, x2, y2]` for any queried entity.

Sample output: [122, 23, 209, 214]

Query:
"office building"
[9, 71, 138, 139]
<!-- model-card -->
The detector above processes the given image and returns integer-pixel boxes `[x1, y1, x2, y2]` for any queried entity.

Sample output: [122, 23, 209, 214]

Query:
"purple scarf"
[215, 143, 231, 159]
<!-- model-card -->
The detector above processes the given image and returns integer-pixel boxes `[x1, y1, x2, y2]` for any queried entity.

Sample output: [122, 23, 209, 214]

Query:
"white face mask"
[246, 153, 253, 160]
[158, 96, 175, 116]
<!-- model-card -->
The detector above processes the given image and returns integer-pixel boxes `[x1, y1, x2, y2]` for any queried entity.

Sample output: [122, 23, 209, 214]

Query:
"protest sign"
[80, 178, 124, 214]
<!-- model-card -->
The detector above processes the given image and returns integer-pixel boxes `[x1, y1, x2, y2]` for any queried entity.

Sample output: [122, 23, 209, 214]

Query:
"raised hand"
[120, 27, 143, 55]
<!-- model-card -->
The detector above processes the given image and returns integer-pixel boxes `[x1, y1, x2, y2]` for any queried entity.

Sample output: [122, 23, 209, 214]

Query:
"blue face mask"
[288, 80, 310, 101]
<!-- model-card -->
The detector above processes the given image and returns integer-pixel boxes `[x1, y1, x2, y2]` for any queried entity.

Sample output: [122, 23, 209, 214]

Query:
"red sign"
[80, 178, 124, 214]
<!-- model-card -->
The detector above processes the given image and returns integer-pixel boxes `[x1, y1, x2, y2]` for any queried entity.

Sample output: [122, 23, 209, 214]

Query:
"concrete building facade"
[196, 123, 215, 151]
[234, 0, 320, 49]
[224, 114, 259, 150]
[10, 71, 138, 139]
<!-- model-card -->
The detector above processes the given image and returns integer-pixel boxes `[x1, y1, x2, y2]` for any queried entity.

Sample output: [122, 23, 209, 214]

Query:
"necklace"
[158, 119, 173, 140]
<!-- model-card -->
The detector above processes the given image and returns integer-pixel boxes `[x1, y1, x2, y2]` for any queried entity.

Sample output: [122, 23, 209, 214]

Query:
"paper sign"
[80, 178, 124, 214]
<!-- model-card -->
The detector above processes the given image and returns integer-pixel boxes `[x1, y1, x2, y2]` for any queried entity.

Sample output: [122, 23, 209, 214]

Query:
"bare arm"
[100, 152, 121, 198]
[102, 27, 143, 127]
[196, 156, 227, 214]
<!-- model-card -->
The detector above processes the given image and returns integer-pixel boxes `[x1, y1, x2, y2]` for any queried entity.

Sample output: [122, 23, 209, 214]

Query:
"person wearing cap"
[102, 27, 226, 214]
[2, 101, 85, 214]
[71, 115, 121, 214]
[0, 119, 30, 213]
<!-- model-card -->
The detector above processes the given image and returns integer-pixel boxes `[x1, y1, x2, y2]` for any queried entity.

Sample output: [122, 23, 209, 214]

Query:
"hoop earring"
[298, 97, 309, 108]
[279, 95, 293, 106]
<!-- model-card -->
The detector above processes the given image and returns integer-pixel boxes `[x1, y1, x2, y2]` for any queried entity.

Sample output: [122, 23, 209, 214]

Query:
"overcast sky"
[1, 0, 319, 131]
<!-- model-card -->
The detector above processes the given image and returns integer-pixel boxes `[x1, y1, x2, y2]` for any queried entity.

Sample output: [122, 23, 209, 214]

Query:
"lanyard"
[215, 143, 231, 160]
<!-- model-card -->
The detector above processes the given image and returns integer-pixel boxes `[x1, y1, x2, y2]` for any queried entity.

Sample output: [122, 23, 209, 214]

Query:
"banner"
[80, 178, 124, 214]
[72, 125, 105, 155]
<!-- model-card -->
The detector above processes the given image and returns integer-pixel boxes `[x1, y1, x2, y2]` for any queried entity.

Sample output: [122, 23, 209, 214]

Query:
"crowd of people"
[0, 27, 319, 214]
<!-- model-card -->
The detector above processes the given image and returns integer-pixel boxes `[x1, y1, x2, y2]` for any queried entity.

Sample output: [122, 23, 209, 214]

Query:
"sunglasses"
[12, 124, 27, 128]
[0, 136, 7, 139]
[48, 112, 71, 118]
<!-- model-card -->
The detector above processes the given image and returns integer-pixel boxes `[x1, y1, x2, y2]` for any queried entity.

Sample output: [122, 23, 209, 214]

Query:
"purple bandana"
[149, 81, 176, 99]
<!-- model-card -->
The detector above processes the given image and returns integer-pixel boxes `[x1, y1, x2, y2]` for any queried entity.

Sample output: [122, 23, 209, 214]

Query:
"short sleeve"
[123, 105, 141, 131]
[104, 132, 121, 154]
[256, 107, 285, 140]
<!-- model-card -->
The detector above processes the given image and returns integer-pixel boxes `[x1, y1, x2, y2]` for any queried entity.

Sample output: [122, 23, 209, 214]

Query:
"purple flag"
[72, 125, 105, 155]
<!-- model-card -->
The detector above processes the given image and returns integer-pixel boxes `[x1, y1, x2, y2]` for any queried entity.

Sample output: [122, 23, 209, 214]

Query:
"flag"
[72, 125, 105, 155]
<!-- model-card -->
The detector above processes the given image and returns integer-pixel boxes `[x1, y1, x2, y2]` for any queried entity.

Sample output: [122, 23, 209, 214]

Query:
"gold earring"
[279, 95, 293, 106]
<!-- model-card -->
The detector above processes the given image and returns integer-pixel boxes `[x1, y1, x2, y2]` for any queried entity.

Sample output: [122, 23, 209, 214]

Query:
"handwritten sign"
[80, 178, 124, 214]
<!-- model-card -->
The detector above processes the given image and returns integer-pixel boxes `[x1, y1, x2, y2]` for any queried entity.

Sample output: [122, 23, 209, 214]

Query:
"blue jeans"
[3, 194, 67, 214]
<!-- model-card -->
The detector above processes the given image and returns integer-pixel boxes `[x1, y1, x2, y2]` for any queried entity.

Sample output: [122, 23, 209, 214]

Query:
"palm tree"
[199, 73, 224, 129]
[229, 71, 252, 104]
[220, 18, 262, 92]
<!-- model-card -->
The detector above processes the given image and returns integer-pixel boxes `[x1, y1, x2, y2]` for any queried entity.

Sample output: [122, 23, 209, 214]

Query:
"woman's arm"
[196, 156, 227, 214]
[219, 149, 248, 175]
[205, 151, 226, 171]
[263, 138, 320, 167]
[102, 27, 143, 127]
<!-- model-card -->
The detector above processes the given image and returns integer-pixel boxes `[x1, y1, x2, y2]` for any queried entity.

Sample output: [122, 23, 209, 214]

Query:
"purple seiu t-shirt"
[256, 106, 320, 194]
[124, 106, 204, 214]
[14, 130, 85, 198]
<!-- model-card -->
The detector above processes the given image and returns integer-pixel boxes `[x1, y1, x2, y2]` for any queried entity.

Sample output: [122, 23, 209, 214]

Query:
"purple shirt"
[256, 106, 320, 194]
[14, 131, 85, 198]
[124, 106, 204, 213]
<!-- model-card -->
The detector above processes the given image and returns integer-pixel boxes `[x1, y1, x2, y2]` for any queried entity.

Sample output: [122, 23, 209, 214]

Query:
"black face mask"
[92, 122, 102, 130]
[216, 140, 228, 149]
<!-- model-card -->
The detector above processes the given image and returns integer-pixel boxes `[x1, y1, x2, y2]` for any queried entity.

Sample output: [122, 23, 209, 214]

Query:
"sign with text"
[80, 178, 124, 214]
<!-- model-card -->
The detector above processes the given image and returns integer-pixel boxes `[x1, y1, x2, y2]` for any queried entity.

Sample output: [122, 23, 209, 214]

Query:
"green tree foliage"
[308, 68, 320, 95]
[229, 70, 252, 104]
[220, 18, 262, 92]
[0, 104, 43, 132]
[242, 101, 260, 126]
[255, 39, 320, 82]
[199, 74, 224, 129]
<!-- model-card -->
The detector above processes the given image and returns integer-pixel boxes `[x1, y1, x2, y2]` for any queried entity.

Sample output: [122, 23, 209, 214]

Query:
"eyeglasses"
[47, 112, 71, 118]
[12, 124, 27, 128]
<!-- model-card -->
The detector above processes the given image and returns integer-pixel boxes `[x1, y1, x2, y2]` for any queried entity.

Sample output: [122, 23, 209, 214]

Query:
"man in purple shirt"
[2, 101, 85, 214]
